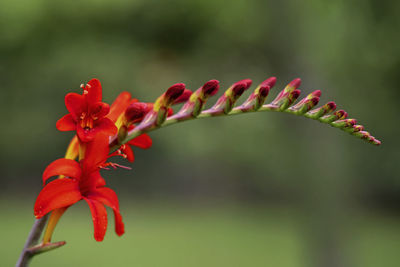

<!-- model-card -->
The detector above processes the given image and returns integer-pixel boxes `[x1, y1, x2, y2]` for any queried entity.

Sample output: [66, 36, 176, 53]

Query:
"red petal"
[79, 170, 106, 192]
[113, 209, 125, 236]
[86, 79, 102, 104]
[83, 197, 107, 241]
[108, 92, 134, 122]
[76, 126, 94, 142]
[173, 89, 192, 104]
[34, 179, 81, 218]
[122, 145, 134, 162]
[65, 93, 85, 119]
[89, 102, 110, 120]
[56, 114, 77, 131]
[87, 188, 124, 236]
[76, 118, 116, 142]
[128, 133, 152, 149]
[43, 158, 82, 185]
[87, 187, 119, 210]
[94, 118, 118, 136]
[82, 135, 110, 171]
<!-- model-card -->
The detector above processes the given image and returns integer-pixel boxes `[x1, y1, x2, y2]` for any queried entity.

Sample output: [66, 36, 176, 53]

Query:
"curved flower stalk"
[17, 77, 381, 267]
[114, 77, 381, 150]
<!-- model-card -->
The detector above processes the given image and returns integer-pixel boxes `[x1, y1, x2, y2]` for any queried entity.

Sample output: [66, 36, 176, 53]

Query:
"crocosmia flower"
[56, 79, 117, 142]
[34, 136, 124, 241]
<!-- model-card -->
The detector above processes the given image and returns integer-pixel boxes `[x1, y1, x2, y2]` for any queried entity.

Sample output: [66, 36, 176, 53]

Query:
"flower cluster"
[34, 76, 381, 244]
[34, 79, 158, 242]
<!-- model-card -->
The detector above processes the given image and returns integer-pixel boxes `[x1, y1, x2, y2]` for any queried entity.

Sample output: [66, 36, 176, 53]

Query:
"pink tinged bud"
[165, 83, 185, 101]
[372, 138, 382, 146]
[334, 110, 348, 120]
[261, 77, 277, 89]
[353, 125, 364, 132]
[231, 81, 248, 97]
[238, 85, 271, 111]
[331, 118, 357, 128]
[305, 101, 337, 119]
[173, 89, 192, 104]
[259, 86, 270, 97]
[202, 80, 220, 96]
[311, 90, 321, 98]
[290, 89, 301, 102]
[284, 78, 301, 94]
[319, 109, 347, 123]
[174, 80, 220, 119]
[237, 79, 253, 90]
[326, 101, 337, 112]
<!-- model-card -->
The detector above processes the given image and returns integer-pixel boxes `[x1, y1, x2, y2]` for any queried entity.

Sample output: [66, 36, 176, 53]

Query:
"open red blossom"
[118, 128, 152, 162]
[106, 94, 153, 162]
[34, 136, 124, 241]
[56, 79, 117, 142]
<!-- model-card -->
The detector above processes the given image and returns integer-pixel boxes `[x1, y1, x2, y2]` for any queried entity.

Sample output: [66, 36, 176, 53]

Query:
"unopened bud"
[125, 102, 152, 124]
[173, 89, 193, 104]
[306, 101, 337, 119]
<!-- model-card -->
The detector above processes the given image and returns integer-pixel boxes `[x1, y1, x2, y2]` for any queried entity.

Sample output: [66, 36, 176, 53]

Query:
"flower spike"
[118, 77, 380, 147]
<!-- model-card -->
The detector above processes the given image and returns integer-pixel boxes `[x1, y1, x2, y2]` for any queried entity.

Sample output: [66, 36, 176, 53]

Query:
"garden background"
[0, 0, 399, 266]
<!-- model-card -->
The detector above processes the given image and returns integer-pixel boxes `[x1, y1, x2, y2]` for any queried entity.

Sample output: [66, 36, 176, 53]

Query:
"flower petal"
[83, 197, 108, 241]
[42, 158, 82, 185]
[82, 135, 110, 171]
[94, 118, 118, 136]
[113, 209, 125, 236]
[76, 126, 94, 142]
[79, 171, 106, 192]
[89, 102, 110, 120]
[128, 133, 152, 149]
[56, 114, 77, 131]
[108, 92, 135, 122]
[86, 79, 102, 104]
[87, 187, 124, 236]
[65, 93, 85, 119]
[34, 179, 81, 218]
[122, 145, 134, 162]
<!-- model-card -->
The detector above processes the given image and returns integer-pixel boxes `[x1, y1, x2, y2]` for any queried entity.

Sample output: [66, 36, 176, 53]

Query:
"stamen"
[100, 162, 132, 170]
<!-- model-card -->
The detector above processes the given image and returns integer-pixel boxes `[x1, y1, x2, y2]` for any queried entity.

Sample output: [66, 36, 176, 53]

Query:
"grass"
[2, 199, 399, 267]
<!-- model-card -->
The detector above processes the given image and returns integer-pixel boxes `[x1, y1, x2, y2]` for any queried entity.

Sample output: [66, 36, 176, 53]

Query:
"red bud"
[202, 80, 220, 96]
[259, 86, 270, 97]
[173, 89, 192, 104]
[125, 102, 152, 123]
[261, 77, 277, 88]
[326, 101, 337, 111]
[232, 81, 247, 96]
[237, 79, 253, 90]
[165, 83, 185, 100]
[288, 78, 301, 89]
[311, 90, 321, 97]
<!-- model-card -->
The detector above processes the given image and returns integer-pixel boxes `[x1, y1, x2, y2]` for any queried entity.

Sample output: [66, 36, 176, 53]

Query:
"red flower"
[119, 131, 152, 162]
[34, 136, 124, 241]
[56, 79, 117, 142]
[108, 93, 153, 162]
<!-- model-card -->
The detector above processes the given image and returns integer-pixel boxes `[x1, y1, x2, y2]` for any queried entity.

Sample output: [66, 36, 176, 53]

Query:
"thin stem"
[16, 214, 49, 267]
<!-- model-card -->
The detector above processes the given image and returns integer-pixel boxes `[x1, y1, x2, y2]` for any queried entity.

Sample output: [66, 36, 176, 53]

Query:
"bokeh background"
[1, 0, 399, 266]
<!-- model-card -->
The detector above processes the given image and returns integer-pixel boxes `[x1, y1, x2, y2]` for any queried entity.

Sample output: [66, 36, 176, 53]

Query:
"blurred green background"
[1, 0, 399, 266]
